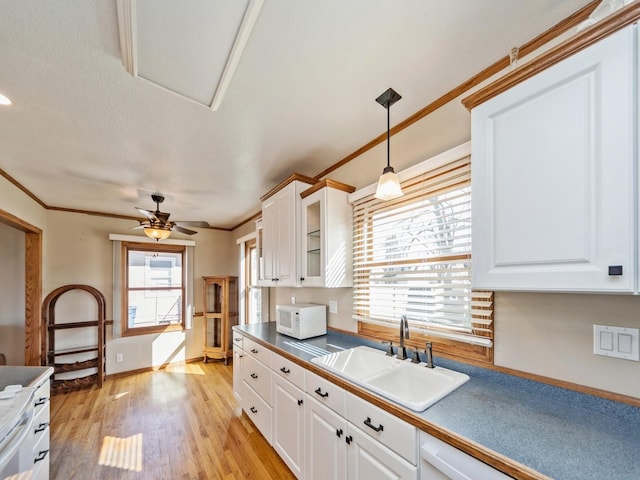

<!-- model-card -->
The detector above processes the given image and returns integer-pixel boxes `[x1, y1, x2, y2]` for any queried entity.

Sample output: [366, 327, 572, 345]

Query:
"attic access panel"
[116, 0, 263, 110]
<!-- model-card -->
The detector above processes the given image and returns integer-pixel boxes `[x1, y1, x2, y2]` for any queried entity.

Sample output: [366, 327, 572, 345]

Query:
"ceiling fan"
[132, 194, 209, 240]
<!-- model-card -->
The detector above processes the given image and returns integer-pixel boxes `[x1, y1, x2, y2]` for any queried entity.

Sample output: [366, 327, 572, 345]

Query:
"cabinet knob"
[297, 399, 303, 406]
[345, 435, 353, 445]
[300, 277, 305, 282]
[336, 428, 343, 437]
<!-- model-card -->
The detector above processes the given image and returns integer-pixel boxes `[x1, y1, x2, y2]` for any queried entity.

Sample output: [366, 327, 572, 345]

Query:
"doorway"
[0, 208, 42, 366]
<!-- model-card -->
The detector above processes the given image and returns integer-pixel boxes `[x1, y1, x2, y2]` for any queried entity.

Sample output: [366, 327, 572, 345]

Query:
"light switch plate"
[329, 300, 338, 314]
[593, 325, 639, 361]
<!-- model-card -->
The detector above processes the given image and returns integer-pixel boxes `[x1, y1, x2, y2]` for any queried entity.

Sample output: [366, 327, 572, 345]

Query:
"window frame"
[350, 146, 493, 365]
[121, 241, 187, 337]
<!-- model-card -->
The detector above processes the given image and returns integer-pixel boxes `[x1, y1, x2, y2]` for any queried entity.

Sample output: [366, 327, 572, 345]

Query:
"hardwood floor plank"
[50, 362, 296, 480]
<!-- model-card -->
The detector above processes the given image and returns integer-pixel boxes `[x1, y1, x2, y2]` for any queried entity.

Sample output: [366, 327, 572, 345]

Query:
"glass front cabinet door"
[203, 276, 238, 364]
[299, 180, 355, 288]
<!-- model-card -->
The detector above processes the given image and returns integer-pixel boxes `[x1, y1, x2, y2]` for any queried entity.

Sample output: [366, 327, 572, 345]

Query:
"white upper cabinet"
[470, 25, 636, 293]
[260, 175, 316, 287]
[299, 180, 355, 288]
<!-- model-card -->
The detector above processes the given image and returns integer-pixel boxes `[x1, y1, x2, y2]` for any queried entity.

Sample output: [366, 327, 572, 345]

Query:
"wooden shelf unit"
[202, 276, 238, 364]
[41, 284, 106, 394]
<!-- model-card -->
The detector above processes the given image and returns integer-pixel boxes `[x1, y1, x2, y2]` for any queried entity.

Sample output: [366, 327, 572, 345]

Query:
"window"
[352, 154, 493, 363]
[121, 242, 186, 336]
[245, 238, 262, 323]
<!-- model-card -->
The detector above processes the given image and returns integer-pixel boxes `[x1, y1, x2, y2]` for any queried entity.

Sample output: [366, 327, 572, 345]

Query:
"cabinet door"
[232, 347, 244, 402]
[261, 184, 297, 286]
[262, 196, 278, 282]
[300, 187, 353, 288]
[347, 424, 417, 480]
[305, 396, 348, 480]
[273, 375, 305, 479]
[274, 185, 297, 286]
[300, 190, 324, 286]
[471, 26, 635, 292]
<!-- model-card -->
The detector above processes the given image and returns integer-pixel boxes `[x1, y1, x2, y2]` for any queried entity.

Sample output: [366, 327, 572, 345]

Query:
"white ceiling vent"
[116, 0, 263, 111]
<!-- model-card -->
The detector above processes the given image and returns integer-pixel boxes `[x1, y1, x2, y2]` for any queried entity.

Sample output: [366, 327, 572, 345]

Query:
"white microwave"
[276, 303, 327, 339]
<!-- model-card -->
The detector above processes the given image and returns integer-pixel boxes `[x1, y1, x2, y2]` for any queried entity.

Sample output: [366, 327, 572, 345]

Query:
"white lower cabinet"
[305, 396, 348, 480]
[273, 374, 306, 479]
[305, 391, 418, 480]
[240, 337, 273, 443]
[242, 385, 272, 443]
[230, 337, 456, 480]
[348, 424, 417, 480]
[232, 346, 244, 403]
[31, 379, 51, 480]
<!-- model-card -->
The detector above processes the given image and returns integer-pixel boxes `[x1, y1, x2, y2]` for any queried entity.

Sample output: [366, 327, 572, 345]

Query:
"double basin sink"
[310, 345, 469, 412]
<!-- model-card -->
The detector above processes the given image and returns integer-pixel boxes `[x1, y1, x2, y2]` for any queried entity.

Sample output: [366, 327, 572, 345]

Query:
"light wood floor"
[50, 361, 296, 480]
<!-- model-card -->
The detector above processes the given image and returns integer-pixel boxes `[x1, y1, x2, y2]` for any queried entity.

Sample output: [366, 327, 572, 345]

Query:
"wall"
[234, 29, 640, 400]
[45, 210, 236, 375]
[0, 222, 25, 364]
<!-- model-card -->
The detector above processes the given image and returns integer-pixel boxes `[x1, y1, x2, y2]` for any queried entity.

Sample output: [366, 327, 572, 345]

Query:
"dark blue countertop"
[234, 322, 640, 480]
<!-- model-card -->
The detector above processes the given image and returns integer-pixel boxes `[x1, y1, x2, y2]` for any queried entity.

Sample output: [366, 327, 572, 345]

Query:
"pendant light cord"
[386, 104, 391, 168]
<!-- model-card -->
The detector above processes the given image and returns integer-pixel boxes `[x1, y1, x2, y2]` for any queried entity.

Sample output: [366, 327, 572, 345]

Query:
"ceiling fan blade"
[130, 224, 145, 230]
[136, 207, 156, 220]
[174, 221, 210, 228]
[173, 225, 197, 235]
[155, 211, 171, 223]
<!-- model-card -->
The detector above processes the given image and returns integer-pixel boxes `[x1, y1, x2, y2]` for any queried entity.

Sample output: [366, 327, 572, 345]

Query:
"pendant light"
[374, 87, 403, 201]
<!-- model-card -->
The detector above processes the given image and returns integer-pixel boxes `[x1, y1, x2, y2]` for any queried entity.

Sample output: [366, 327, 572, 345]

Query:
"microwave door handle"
[0, 410, 34, 469]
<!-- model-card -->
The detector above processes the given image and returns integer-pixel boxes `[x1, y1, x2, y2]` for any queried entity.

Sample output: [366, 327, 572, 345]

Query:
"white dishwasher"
[420, 431, 511, 480]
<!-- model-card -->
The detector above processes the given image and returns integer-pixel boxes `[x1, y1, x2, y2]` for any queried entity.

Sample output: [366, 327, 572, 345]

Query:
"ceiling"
[0, 0, 594, 230]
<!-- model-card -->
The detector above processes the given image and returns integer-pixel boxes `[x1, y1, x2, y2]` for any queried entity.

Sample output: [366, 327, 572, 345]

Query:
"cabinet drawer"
[271, 352, 305, 390]
[244, 337, 272, 365]
[243, 354, 272, 403]
[305, 371, 345, 416]
[32, 423, 50, 467]
[347, 392, 417, 464]
[33, 379, 50, 416]
[232, 332, 244, 350]
[242, 385, 273, 444]
[31, 398, 50, 447]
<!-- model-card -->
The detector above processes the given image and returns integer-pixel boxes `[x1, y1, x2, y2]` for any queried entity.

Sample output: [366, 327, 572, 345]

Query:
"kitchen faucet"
[397, 315, 410, 360]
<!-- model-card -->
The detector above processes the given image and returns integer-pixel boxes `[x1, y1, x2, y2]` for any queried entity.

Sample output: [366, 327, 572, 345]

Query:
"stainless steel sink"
[310, 346, 469, 411]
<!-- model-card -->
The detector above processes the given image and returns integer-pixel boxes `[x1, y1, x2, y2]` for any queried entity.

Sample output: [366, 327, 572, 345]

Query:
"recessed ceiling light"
[0, 93, 12, 106]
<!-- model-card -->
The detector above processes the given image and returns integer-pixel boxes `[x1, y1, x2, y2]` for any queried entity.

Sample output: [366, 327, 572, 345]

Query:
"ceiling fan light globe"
[374, 169, 403, 201]
[143, 226, 171, 240]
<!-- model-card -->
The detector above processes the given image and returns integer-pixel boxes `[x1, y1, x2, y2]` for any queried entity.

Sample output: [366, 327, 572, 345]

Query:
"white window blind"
[352, 156, 493, 347]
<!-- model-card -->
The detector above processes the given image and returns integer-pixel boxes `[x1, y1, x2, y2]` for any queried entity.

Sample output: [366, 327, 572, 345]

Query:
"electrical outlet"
[291, 296, 296, 305]
[329, 300, 338, 314]
[116, 353, 124, 363]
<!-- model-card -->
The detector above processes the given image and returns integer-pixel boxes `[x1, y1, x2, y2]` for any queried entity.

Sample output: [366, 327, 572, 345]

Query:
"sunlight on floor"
[114, 391, 129, 400]
[98, 433, 143, 472]
[4, 471, 35, 479]
[165, 363, 206, 375]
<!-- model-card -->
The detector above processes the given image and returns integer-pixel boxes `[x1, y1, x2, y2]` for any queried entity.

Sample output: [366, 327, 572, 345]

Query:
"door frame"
[0, 208, 42, 366]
